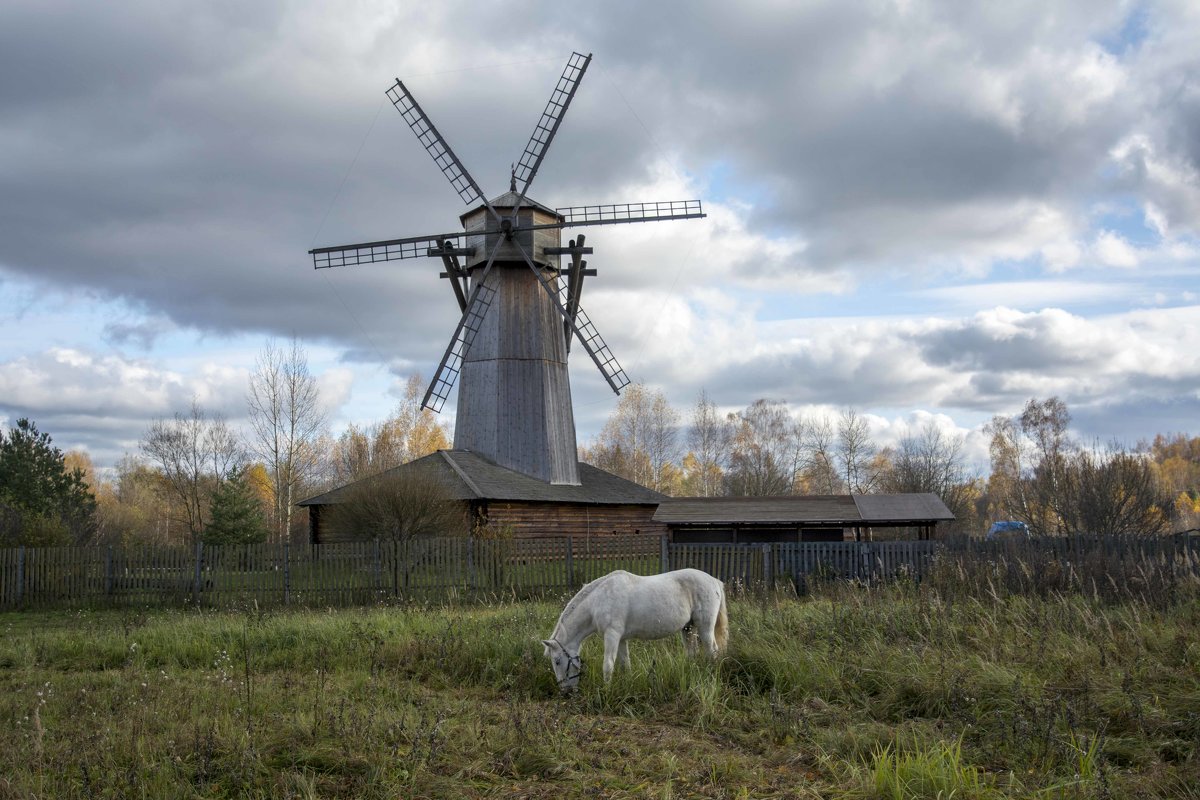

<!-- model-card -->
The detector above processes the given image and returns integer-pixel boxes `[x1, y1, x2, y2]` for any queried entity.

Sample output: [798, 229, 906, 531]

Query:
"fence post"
[283, 541, 291, 605]
[15, 546, 25, 606]
[192, 541, 203, 606]
[105, 546, 114, 596]
[761, 544, 772, 589]
[467, 536, 476, 590]
[374, 538, 383, 594]
[566, 537, 574, 590]
[660, 534, 669, 574]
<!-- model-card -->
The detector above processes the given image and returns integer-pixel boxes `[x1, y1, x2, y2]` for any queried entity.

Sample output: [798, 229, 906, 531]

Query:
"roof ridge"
[439, 450, 484, 498]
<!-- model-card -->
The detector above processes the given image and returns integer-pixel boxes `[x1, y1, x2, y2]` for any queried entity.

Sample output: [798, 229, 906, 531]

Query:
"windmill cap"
[459, 191, 561, 224]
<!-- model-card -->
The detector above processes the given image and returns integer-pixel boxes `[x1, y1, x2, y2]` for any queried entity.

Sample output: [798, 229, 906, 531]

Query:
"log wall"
[482, 501, 666, 540]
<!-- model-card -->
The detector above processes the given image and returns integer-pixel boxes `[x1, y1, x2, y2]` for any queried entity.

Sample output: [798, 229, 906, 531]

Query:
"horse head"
[541, 638, 584, 693]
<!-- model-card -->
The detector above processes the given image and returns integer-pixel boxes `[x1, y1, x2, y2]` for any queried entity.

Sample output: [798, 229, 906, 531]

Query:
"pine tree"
[203, 470, 268, 545]
[0, 418, 96, 545]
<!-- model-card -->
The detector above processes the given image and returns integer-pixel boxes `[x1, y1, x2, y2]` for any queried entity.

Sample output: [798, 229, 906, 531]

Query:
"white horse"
[542, 568, 728, 692]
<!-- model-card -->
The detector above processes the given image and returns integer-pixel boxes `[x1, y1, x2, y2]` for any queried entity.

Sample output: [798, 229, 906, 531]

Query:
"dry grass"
[1, 577, 1198, 798]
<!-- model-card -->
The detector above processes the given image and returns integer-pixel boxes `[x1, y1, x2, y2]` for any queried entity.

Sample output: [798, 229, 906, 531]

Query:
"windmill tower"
[311, 53, 704, 485]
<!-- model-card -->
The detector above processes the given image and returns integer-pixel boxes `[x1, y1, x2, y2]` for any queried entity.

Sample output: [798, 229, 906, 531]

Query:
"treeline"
[0, 340, 451, 548]
[3, 341, 1197, 547]
[580, 386, 1200, 537]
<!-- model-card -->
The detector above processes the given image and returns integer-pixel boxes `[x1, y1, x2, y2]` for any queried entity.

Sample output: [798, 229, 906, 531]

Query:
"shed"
[653, 493, 955, 543]
[298, 449, 667, 544]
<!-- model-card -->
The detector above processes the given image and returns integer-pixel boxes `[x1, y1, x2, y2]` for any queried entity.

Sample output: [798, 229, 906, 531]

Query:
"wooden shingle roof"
[653, 493, 954, 527]
[298, 450, 665, 507]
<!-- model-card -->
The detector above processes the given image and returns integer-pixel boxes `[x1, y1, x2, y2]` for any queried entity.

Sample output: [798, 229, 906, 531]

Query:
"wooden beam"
[543, 246, 594, 255]
[436, 240, 469, 312]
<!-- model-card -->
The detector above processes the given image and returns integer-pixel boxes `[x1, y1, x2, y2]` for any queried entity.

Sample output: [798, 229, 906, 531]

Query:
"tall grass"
[1, 577, 1197, 798]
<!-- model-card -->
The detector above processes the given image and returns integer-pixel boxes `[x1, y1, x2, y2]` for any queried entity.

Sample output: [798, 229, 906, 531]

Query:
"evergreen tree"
[0, 419, 96, 545]
[203, 470, 268, 545]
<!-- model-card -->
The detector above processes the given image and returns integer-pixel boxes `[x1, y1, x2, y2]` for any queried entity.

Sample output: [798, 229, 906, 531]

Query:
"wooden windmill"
[311, 53, 704, 485]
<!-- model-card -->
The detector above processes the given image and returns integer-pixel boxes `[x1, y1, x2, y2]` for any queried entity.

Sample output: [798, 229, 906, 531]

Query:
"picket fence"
[0, 533, 1195, 610]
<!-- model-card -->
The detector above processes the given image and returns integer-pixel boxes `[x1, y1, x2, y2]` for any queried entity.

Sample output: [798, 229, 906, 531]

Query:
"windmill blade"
[309, 231, 469, 269]
[421, 237, 506, 412]
[512, 51, 591, 198]
[387, 79, 492, 210]
[510, 240, 630, 395]
[554, 200, 705, 227]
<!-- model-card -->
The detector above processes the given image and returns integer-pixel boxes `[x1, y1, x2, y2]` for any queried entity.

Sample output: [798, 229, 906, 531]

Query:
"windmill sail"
[513, 52, 591, 197]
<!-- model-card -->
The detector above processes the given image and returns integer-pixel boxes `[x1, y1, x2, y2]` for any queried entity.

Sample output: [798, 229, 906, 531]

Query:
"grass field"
[1, 577, 1198, 798]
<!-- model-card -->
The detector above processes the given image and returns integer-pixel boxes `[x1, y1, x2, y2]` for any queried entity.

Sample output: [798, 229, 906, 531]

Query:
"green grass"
[1, 583, 1198, 798]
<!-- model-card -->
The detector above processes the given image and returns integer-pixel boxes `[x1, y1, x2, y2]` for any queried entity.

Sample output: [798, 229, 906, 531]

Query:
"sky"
[1, 0, 1198, 476]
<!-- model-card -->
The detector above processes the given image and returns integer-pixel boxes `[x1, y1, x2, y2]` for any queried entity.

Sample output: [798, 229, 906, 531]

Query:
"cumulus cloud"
[2, 0, 1199, 467]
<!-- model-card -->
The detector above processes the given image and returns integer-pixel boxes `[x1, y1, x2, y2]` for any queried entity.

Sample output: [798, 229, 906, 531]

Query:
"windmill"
[310, 53, 705, 485]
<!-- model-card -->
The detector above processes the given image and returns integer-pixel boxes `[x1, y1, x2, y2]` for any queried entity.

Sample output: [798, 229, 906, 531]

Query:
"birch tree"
[582, 383, 680, 492]
[684, 389, 732, 496]
[325, 375, 450, 484]
[836, 408, 883, 493]
[247, 338, 328, 543]
[725, 399, 802, 496]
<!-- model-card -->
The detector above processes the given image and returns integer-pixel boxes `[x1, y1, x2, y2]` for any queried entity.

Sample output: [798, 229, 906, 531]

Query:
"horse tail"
[714, 585, 729, 651]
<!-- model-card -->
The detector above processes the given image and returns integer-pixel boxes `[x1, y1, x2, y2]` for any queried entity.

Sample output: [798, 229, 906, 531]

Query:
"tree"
[247, 338, 328, 543]
[984, 397, 1074, 536]
[1021, 397, 1072, 534]
[836, 408, 883, 494]
[0, 419, 97, 546]
[582, 383, 680, 493]
[725, 399, 801, 496]
[325, 375, 450, 485]
[94, 455, 174, 546]
[883, 420, 981, 534]
[141, 399, 242, 544]
[204, 468, 269, 545]
[797, 415, 843, 494]
[1055, 447, 1170, 536]
[324, 472, 466, 541]
[683, 390, 732, 496]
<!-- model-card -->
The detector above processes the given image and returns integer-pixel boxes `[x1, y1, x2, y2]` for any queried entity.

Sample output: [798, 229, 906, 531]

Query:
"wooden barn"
[654, 493, 955, 543]
[299, 450, 666, 544]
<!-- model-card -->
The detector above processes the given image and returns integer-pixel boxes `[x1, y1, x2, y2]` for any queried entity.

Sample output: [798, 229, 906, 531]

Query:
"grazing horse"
[542, 568, 728, 692]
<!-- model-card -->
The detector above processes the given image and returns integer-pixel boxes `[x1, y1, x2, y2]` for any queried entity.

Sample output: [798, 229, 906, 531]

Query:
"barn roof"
[652, 493, 954, 527]
[298, 449, 665, 507]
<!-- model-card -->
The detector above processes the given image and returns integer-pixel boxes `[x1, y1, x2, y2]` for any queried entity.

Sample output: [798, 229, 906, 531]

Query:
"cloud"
[1092, 230, 1140, 268]
[2, 0, 1199, 469]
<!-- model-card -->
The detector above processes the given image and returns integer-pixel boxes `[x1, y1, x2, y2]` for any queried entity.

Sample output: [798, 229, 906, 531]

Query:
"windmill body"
[310, 53, 704, 486]
[454, 192, 578, 484]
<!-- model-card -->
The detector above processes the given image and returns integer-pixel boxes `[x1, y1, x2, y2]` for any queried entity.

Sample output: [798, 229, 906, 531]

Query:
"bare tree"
[836, 408, 882, 493]
[726, 399, 801, 496]
[985, 396, 1075, 536]
[324, 472, 466, 541]
[1058, 446, 1170, 536]
[798, 415, 843, 493]
[646, 391, 681, 493]
[684, 389, 732, 496]
[141, 399, 241, 543]
[884, 420, 980, 532]
[582, 383, 679, 492]
[247, 338, 328, 543]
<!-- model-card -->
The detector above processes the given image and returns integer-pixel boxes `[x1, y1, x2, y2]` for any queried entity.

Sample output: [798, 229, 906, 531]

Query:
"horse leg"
[617, 639, 630, 671]
[602, 629, 623, 682]
[697, 611, 720, 658]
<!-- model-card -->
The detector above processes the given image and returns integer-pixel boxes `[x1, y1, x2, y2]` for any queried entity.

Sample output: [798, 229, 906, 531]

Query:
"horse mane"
[552, 571, 628, 638]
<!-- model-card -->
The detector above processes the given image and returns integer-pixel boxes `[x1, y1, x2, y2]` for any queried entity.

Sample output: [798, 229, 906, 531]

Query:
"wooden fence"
[0, 534, 1195, 610]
